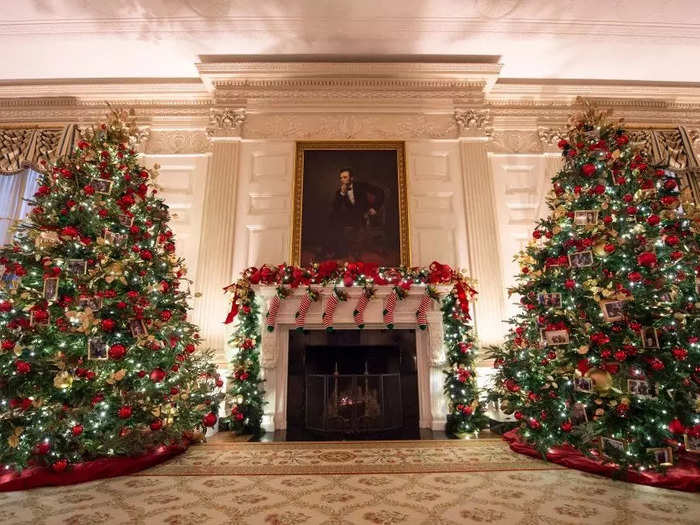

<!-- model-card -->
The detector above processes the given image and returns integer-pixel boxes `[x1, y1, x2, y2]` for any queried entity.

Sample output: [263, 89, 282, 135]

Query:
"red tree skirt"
[503, 429, 700, 492]
[0, 443, 186, 492]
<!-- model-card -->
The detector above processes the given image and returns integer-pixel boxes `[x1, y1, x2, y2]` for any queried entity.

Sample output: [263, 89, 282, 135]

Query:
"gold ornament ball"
[593, 242, 609, 257]
[53, 371, 74, 389]
[187, 429, 205, 442]
[586, 368, 613, 392]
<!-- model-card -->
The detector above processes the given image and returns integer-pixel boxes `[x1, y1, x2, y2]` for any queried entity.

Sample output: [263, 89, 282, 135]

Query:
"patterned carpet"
[142, 439, 560, 476]
[2, 438, 699, 525]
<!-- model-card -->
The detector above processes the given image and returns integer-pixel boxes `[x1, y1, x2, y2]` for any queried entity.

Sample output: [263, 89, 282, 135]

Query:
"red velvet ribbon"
[503, 430, 700, 493]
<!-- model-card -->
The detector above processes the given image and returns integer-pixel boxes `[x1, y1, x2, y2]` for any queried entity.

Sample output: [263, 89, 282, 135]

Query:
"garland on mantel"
[220, 261, 487, 437]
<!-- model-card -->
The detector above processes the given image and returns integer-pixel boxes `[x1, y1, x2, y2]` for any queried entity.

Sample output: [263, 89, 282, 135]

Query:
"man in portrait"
[329, 168, 385, 260]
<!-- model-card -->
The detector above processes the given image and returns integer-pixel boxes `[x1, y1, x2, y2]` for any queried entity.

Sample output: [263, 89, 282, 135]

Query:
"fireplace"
[286, 329, 418, 440]
[256, 285, 450, 435]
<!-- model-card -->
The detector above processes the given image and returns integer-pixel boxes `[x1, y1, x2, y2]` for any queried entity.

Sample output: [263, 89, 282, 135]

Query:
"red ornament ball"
[150, 419, 163, 431]
[649, 358, 665, 371]
[505, 379, 520, 392]
[108, 344, 126, 360]
[150, 368, 166, 382]
[202, 412, 218, 427]
[628, 271, 643, 282]
[528, 418, 541, 430]
[15, 360, 31, 374]
[581, 163, 596, 177]
[637, 252, 657, 267]
[118, 406, 133, 419]
[72, 424, 83, 436]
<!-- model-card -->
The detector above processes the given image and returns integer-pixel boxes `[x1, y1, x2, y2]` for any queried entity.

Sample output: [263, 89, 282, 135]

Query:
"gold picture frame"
[291, 141, 410, 266]
[42, 277, 59, 302]
[647, 446, 673, 466]
[684, 433, 700, 454]
[599, 436, 627, 459]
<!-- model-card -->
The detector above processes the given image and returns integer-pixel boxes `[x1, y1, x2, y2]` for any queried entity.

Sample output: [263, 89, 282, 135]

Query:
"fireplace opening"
[286, 329, 419, 440]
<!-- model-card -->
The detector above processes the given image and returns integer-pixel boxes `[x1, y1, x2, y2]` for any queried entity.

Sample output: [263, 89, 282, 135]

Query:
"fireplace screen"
[305, 372, 403, 434]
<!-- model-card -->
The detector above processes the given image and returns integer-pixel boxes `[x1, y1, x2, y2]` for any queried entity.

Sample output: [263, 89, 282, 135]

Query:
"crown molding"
[486, 79, 700, 130]
[1, 66, 700, 131]
[0, 78, 208, 101]
[490, 78, 700, 106]
[198, 60, 502, 94]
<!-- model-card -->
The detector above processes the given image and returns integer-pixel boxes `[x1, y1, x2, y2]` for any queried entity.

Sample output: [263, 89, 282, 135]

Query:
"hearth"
[286, 329, 418, 440]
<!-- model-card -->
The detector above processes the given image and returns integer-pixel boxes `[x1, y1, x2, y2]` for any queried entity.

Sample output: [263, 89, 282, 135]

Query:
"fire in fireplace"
[286, 329, 418, 440]
[305, 363, 403, 433]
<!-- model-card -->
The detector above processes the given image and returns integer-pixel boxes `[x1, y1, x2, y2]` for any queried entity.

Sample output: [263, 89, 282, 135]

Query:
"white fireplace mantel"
[254, 285, 452, 432]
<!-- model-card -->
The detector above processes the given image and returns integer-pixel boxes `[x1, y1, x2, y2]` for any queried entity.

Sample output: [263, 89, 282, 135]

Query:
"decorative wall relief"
[0, 126, 76, 174]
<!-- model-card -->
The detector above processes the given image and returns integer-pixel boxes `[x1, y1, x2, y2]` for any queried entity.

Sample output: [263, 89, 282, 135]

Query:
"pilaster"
[456, 109, 505, 350]
[191, 108, 246, 364]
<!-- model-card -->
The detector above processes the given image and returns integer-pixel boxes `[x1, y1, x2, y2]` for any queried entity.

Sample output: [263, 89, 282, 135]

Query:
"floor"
[2, 436, 698, 525]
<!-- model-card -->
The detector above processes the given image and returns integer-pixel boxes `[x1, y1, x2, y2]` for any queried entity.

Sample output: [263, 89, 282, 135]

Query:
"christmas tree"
[489, 107, 699, 470]
[0, 109, 223, 473]
[442, 284, 488, 437]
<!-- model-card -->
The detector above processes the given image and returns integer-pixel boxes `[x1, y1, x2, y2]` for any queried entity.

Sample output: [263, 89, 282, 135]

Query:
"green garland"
[219, 262, 485, 437]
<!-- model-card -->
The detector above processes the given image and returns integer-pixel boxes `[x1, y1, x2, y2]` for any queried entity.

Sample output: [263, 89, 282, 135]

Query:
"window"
[0, 169, 40, 245]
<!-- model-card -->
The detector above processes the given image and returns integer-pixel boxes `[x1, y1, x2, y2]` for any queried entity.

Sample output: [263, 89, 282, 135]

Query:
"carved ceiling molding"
[214, 79, 488, 91]
[0, 105, 206, 121]
[199, 61, 501, 82]
[0, 101, 211, 126]
[144, 130, 211, 155]
[242, 113, 458, 140]
[206, 108, 246, 139]
[488, 131, 544, 154]
[454, 109, 492, 138]
[215, 90, 485, 108]
[202, 60, 498, 105]
[487, 100, 700, 129]
[4, 100, 699, 132]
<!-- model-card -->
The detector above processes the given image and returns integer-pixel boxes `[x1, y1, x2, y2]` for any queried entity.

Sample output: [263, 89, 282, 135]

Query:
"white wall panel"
[143, 154, 209, 283]
[489, 154, 551, 320]
[233, 142, 295, 274]
[406, 141, 468, 270]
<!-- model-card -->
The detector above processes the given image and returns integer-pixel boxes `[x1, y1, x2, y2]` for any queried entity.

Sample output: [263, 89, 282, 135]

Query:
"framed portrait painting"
[292, 142, 409, 266]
